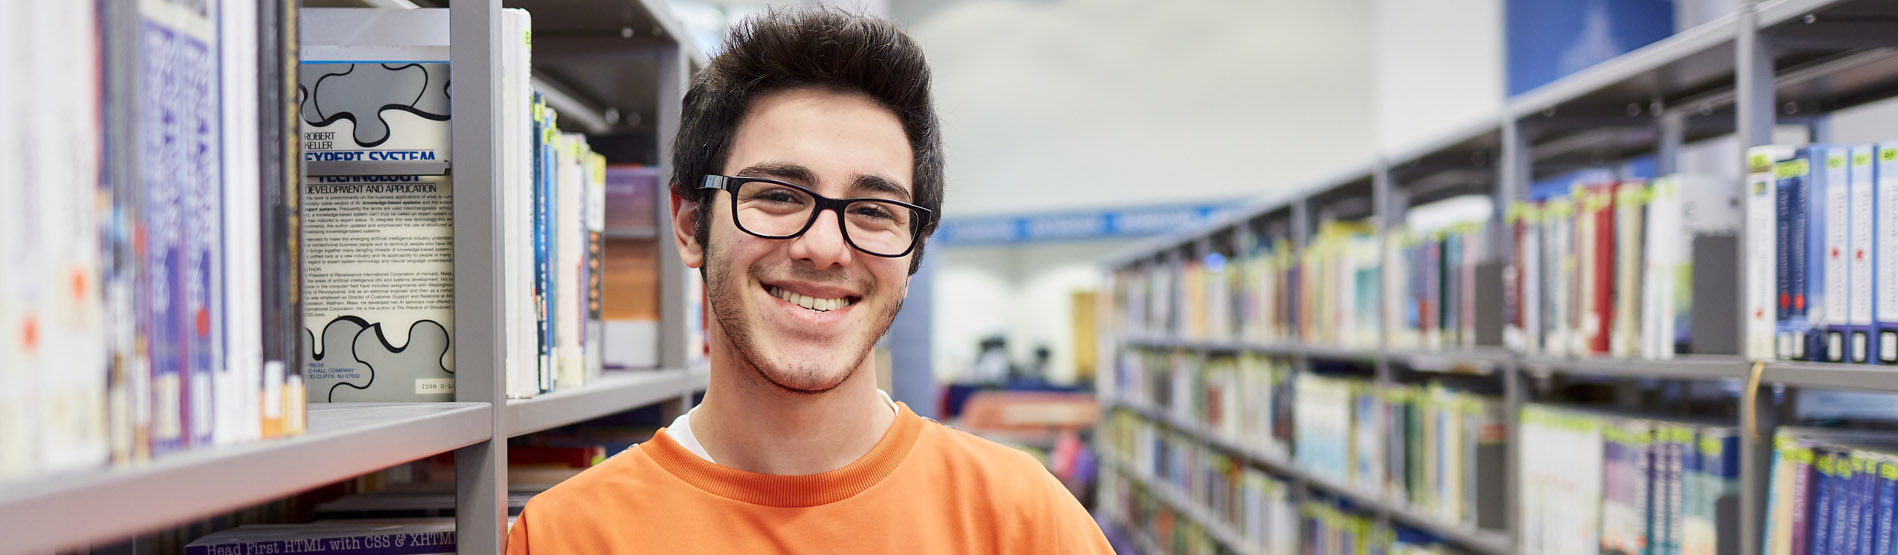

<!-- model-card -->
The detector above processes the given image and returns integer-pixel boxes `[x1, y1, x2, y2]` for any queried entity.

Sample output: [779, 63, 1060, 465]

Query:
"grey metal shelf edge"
[1102, 454, 1260, 555]
[505, 362, 710, 437]
[1763, 361, 1898, 393]
[0, 403, 492, 554]
[1520, 354, 1751, 380]
[1107, 397, 1515, 555]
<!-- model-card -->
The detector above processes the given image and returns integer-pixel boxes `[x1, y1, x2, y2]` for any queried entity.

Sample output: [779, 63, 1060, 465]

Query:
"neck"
[690, 338, 896, 475]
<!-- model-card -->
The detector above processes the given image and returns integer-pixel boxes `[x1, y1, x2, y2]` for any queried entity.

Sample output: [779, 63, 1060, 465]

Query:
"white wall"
[1372, 0, 1504, 154]
[909, 0, 1378, 217]
[933, 240, 1137, 385]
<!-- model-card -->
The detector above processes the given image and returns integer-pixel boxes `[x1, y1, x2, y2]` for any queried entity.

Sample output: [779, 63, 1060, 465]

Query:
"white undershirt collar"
[665, 389, 899, 464]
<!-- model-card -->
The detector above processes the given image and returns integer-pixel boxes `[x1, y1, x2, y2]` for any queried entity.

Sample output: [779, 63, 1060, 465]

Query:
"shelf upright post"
[1369, 162, 1401, 537]
[1657, 111, 1685, 176]
[1498, 115, 1532, 549]
[449, 0, 507, 553]
[658, 42, 694, 371]
[1735, 4, 1776, 554]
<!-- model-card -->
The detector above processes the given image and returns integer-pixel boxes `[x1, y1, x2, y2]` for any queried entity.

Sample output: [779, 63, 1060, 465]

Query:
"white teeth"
[769, 286, 851, 312]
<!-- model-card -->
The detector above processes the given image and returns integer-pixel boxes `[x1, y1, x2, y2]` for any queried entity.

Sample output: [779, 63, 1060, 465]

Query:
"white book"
[1880, 143, 1898, 362]
[1548, 197, 1575, 357]
[1614, 181, 1646, 358]
[555, 133, 588, 389]
[1746, 146, 1794, 360]
[1522, 207, 1543, 355]
[504, 8, 538, 399]
[300, 9, 460, 403]
[1849, 145, 1876, 362]
[1823, 148, 1851, 361]
[0, 3, 31, 477]
[218, 0, 262, 444]
[22, 1, 111, 469]
[1643, 178, 1676, 360]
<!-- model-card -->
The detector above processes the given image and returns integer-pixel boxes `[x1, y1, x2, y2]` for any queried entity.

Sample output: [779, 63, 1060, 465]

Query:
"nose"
[787, 208, 854, 270]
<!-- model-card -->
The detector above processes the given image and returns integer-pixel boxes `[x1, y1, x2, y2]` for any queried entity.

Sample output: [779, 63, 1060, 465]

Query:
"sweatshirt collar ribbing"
[641, 402, 924, 508]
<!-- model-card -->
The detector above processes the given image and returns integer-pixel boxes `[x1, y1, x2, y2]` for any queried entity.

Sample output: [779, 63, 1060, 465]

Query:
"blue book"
[1861, 455, 1880, 555]
[1779, 152, 1809, 359]
[1814, 450, 1829, 555]
[1873, 458, 1896, 555]
[532, 94, 555, 394]
[1846, 454, 1866, 555]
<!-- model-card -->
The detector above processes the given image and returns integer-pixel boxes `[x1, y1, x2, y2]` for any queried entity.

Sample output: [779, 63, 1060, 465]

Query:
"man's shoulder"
[521, 444, 671, 516]
[911, 417, 1060, 488]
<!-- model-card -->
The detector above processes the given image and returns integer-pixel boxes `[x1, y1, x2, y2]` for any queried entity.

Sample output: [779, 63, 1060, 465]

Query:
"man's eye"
[852, 205, 896, 220]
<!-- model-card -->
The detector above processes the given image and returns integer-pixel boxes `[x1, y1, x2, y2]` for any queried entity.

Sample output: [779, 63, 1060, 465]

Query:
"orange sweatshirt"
[506, 402, 1113, 553]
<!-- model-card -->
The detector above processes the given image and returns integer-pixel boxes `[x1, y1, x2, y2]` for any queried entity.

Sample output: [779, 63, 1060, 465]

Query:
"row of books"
[1501, 171, 1736, 360]
[1302, 221, 1382, 349]
[1303, 500, 1448, 555]
[1386, 219, 1492, 352]
[1761, 428, 1898, 555]
[296, 8, 641, 403]
[1517, 405, 1741, 555]
[182, 442, 618, 554]
[1112, 348, 1295, 457]
[1101, 430, 1297, 555]
[1292, 374, 1506, 530]
[1743, 144, 1898, 364]
[1107, 211, 1495, 354]
[0, 0, 308, 479]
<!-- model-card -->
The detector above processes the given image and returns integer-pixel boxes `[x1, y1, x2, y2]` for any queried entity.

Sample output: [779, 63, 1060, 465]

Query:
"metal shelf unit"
[0, 1, 708, 553]
[1108, 398, 1516, 555]
[1093, 2, 1898, 554]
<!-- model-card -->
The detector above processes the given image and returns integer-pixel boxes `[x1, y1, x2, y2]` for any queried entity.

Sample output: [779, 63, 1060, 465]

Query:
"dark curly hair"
[670, 7, 943, 274]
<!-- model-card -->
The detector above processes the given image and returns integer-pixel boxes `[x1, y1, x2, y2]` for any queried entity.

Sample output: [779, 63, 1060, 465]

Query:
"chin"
[749, 356, 859, 395]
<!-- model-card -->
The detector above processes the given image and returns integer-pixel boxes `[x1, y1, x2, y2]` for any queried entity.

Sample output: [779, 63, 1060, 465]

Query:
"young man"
[506, 8, 1113, 553]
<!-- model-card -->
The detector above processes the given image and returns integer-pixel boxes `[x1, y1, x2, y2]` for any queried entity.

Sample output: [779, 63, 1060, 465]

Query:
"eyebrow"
[850, 175, 912, 203]
[735, 162, 912, 203]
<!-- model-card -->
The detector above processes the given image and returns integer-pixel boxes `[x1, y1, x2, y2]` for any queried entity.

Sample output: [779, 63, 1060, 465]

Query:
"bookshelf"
[1094, 1, 1898, 554]
[0, 1, 709, 553]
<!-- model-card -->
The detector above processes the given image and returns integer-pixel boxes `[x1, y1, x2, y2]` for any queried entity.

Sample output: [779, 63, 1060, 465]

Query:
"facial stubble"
[703, 238, 905, 395]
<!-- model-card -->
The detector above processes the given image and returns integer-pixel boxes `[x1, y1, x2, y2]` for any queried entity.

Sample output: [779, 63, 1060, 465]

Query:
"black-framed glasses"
[699, 174, 931, 258]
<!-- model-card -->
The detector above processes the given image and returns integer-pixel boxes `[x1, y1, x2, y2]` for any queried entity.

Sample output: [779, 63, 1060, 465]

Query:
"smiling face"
[675, 87, 916, 394]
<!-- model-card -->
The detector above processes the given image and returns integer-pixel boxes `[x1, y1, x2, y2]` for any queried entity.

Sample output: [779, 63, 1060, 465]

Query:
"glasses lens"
[843, 200, 918, 256]
[733, 181, 815, 237]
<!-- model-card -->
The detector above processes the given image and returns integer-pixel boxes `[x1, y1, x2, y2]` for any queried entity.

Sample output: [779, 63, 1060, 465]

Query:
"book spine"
[1874, 459, 1896, 555]
[1779, 154, 1813, 360]
[1824, 147, 1852, 362]
[1794, 444, 1814, 555]
[1818, 450, 1839, 555]
[1749, 147, 1787, 359]
[1616, 181, 1646, 358]
[261, 0, 302, 436]
[1593, 185, 1618, 355]
[1850, 146, 1878, 362]
[1859, 455, 1878, 555]
[1879, 144, 1898, 363]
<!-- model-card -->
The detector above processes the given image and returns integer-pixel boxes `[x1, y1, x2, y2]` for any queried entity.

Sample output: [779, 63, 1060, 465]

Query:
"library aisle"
[1092, 1, 1898, 554]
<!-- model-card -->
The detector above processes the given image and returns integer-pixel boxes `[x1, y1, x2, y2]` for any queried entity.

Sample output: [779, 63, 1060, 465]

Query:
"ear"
[670, 191, 705, 269]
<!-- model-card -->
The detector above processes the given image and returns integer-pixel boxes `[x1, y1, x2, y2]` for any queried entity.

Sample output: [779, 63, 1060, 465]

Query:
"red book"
[1589, 184, 1618, 354]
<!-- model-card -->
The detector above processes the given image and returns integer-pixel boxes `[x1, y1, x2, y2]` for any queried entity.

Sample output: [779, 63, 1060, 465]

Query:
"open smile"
[763, 283, 861, 313]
